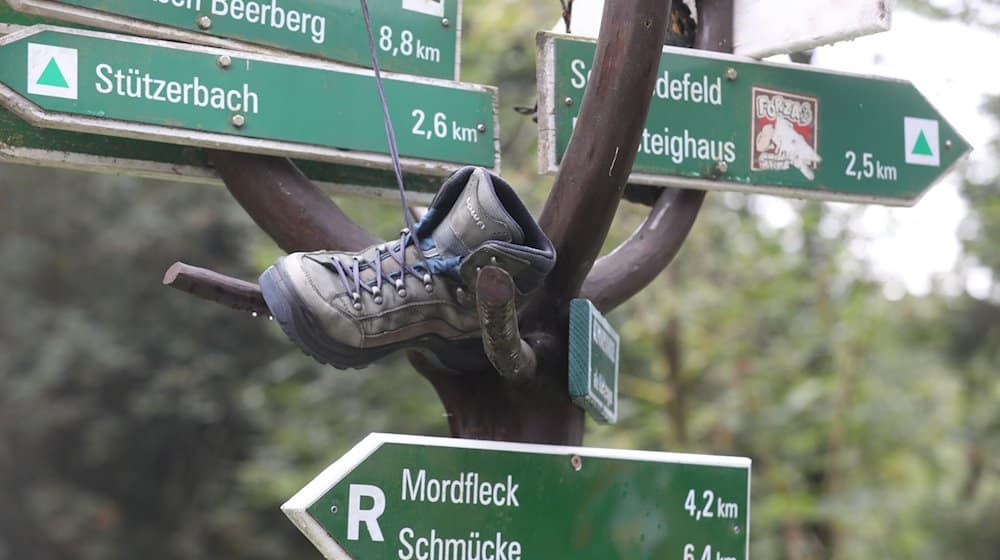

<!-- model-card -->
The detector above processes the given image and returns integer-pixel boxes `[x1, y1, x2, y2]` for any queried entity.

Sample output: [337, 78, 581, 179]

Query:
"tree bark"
[210, 150, 378, 253]
[163, 262, 269, 315]
[581, 188, 705, 313]
[537, 0, 673, 315]
[579, 0, 734, 313]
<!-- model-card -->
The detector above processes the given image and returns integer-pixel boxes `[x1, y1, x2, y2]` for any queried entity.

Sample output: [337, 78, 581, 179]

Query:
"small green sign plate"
[569, 298, 619, 424]
[7, 0, 460, 79]
[0, 26, 498, 175]
[537, 32, 971, 206]
[285, 433, 751, 560]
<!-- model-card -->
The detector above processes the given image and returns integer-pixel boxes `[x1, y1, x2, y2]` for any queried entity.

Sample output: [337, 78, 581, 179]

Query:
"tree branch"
[476, 266, 536, 379]
[163, 262, 268, 315]
[581, 188, 705, 312]
[536, 0, 672, 311]
[578, 0, 732, 313]
[209, 150, 378, 253]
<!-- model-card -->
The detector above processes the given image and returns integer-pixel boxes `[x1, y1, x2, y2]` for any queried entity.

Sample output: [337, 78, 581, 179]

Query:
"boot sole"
[259, 259, 459, 369]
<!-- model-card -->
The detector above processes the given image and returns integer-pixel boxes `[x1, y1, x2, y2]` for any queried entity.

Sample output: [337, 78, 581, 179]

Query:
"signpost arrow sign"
[0, 26, 498, 177]
[538, 32, 971, 206]
[6, 0, 461, 79]
[284, 433, 751, 560]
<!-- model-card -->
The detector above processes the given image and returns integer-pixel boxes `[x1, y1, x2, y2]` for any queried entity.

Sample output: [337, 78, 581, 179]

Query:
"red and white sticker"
[751, 87, 820, 180]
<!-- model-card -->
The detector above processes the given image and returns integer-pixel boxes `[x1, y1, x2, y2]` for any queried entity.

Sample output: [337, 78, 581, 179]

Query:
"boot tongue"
[430, 168, 524, 258]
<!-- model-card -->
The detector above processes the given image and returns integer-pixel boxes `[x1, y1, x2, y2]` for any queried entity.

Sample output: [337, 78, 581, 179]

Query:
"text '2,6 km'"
[283, 433, 751, 560]
[537, 32, 971, 206]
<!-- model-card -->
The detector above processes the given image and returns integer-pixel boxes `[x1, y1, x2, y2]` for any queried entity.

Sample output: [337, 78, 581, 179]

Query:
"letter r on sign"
[347, 484, 385, 542]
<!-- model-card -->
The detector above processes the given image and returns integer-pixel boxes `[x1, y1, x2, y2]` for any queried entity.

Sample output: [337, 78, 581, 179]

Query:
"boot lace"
[319, 224, 460, 311]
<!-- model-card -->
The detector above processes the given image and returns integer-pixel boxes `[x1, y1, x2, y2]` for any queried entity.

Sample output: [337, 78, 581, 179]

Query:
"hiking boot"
[258, 167, 556, 369]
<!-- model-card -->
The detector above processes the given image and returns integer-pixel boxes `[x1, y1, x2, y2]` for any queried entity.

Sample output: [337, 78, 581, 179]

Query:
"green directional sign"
[538, 32, 971, 206]
[0, 106, 444, 198]
[569, 298, 619, 424]
[7, 0, 460, 79]
[0, 26, 498, 175]
[285, 433, 751, 560]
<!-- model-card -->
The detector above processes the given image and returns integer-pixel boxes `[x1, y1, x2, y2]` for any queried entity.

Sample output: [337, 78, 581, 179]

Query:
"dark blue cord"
[358, 0, 420, 243]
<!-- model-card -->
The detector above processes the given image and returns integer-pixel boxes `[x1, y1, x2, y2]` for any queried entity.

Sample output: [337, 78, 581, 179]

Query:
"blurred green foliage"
[1, 1, 998, 559]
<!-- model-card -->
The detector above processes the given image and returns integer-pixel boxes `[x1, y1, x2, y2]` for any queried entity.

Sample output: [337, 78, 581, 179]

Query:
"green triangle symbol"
[911, 130, 934, 156]
[36, 57, 69, 88]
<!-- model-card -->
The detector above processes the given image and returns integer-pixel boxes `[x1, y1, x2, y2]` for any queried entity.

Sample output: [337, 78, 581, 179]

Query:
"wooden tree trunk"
[167, 0, 734, 446]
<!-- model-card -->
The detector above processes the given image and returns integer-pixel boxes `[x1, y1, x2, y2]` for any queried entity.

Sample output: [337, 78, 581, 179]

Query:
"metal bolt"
[217, 54, 232, 69]
[441, 18, 450, 28]
[196, 15, 212, 29]
[945, 139, 953, 150]
[477, 123, 487, 133]
[570, 455, 583, 471]
[714, 160, 728, 175]
[733, 525, 741, 535]
[725, 67, 738, 81]
[564, 97, 574, 107]
[330, 505, 338, 514]
[231, 114, 246, 129]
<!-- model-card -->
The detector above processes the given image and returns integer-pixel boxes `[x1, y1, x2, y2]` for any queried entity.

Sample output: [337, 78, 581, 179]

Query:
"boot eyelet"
[422, 273, 432, 284]
[394, 278, 405, 290]
[353, 302, 363, 311]
[424, 283, 434, 293]
[373, 295, 384, 305]
[397, 289, 407, 298]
